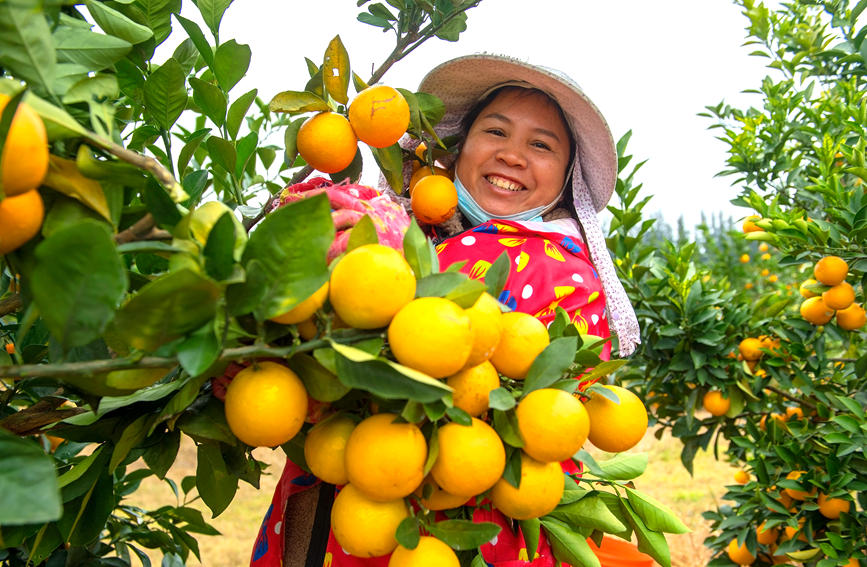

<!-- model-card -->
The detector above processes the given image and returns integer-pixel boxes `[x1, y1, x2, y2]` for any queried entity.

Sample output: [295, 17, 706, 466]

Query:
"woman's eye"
[484, 128, 505, 137]
[532, 141, 552, 150]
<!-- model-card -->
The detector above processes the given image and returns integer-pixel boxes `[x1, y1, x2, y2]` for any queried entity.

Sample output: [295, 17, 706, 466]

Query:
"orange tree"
[0, 2, 687, 566]
[610, 1, 866, 566]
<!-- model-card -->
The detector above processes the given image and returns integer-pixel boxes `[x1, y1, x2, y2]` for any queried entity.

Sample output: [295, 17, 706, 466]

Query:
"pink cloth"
[251, 220, 609, 566]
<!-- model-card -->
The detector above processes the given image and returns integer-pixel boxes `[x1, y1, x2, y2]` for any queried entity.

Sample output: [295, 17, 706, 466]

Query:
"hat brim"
[418, 54, 616, 213]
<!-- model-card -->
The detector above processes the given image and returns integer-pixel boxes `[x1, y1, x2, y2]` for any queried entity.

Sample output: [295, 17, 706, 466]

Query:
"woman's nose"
[496, 142, 527, 167]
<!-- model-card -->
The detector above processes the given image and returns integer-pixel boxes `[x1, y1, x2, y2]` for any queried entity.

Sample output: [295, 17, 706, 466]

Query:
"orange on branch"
[739, 337, 764, 361]
[408, 166, 451, 194]
[822, 282, 855, 310]
[411, 175, 458, 225]
[813, 255, 848, 286]
[703, 390, 731, 416]
[800, 296, 835, 325]
[516, 387, 589, 463]
[462, 292, 503, 368]
[269, 282, 329, 325]
[743, 216, 763, 233]
[348, 85, 410, 148]
[836, 303, 866, 330]
[446, 361, 500, 417]
[489, 311, 549, 380]
[388, 297, 473, 378]
[0, 189, 44, 255]
[583, 385, 648, 453]
[489, 452, 564, 520]
[783, 470, 816, 501]
[431, 417, 506, 497]
[303, 415, 356, 485]
[817, 493, 850, 519]
[330, 483, 408, 558]
[389, 536, 459, 567]
[727, 538, 756, 565]
[799, 278, 819, 298]
[296, 111, 358, 174]
[0, 94, 49, 197]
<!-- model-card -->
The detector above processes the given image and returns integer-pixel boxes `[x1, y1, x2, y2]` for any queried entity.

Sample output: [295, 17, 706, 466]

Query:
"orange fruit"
[813, 256, 848, 286]
[431, 417, 506, 497]
[296, 317, 319, 340]
[489, 452, 564, 520]
[348, 85, 410, 148]
[516, 388, 589, 463]
[330, 483, 408, 557]
[344, 413, 427, 501]
[837, 303, 866, 330]
[734, 470, 750, 485]
[224, 361, 308, 447]
[781, 518, 808, 542]
[727, 538, 756, 565]
[303, 414, 356, 485]
[329, 244, 416, 329]
[4, 343, 14, 355]
[739, 337, 764, 361]
[783, 470, 816, 501]
[583, 385, 648, 453]
[296, 111, 358, 173]
[761, 268, 770, 277]
[740, 253, 750, 263]
[758, 242, 769, 252]
[269, 282, 329, 325]
[756, 521, 779, 545]
[0, 189, 44, 255]
[703, 390, 731, 416]
[388, 297, 473, 378]
[743, 216, 763, 233]
[411, 175, 458, 225]
[785, 406, 803, 420]
[414, 476, 470, 511]
[745, 282, 754, 290]
[389, 535, 460, 567]
[0, 94, 49, 197]
[817, 493, 850, 519]
[761, 253, 772, 261]
[446, 360, 500, 417]
[822, 282, 855, 310]
[489, 312, 550, 380]
[409, 166, 451, 194]
[768, 274, 778, 283]
[800, 296, 835, 325]
[799, 278, 819, 298]
[462, 292, 503, 368]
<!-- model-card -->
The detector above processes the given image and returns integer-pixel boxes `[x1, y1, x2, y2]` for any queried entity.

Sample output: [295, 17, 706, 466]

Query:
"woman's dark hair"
[459, 85, 577, 170]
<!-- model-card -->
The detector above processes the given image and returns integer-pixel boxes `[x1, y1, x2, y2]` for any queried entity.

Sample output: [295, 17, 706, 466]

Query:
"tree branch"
[113, 213, 171, 245]
[0, 294, 21, 318]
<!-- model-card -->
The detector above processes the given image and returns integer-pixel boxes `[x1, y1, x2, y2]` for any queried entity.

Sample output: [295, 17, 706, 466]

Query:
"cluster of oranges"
[799, 256, 866, 330]
[0, 94, 48, 256]
[726, 469, 854, 565]
[222, 242, 648, 560]
[294, 84, 458, 227]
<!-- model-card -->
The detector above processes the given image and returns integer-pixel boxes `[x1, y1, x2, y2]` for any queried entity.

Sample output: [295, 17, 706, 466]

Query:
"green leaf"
[177, 398, 236, 445]
[144, 58, 188, 130]
[205, 135, 236, 174]
[213, 40, 250, 93]
[625, 488, 690, 534]
[190, 77, 227, 128]
[425, 519, 501, 550]
[0, 4, 56, 97]
[203, 212, 237, 281]
[521, 336, 578, 396]
[579, 452, 648, 481]
[85, 0, 154, 44]
[331, 342, 452, 403]
[196, 442, 238, 517]
[371, 143, 404, 193]
[175, 13, 214, 68]
[53, 27, 132, 71]
[541, 517, 600, 567]
[493, 409, 523, 448]
[269, 90, 330, 114]
[62, 73, 120, 105]
[622, 501, 671, 567]
[178, 129, 210, 177]
[283, 116, 305, 166]
[488, 387, 516, 411]
[59, 472, 115, 545]
[142, 428, 181, 479]
[30, 220, 127, 351]
[111, 268, 221, 352]
[548, 493, 627, 533]
[123, 0, 181, 45]
[444, 278, 487, 308]
[395, 516, 420, 550]
[403, 220, 438, 278]
[287, 353, 351, 403]
[0, 429, 62, 525]
[242, 194, 333, 320]
[175, 324, 221, 377]
[484, 251, 510, 299]
[520, 519, 541, 561]
[110, 414, 153, 472]
[416, 271, 467, 298]
[194, 0, 233, 40]
[346, 214, 380, 252]
[323, 35, 350, 105]
[227, 88, 257, 140]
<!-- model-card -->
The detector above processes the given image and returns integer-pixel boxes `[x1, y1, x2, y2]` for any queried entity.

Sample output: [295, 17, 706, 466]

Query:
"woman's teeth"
[486, 176, 524, 191]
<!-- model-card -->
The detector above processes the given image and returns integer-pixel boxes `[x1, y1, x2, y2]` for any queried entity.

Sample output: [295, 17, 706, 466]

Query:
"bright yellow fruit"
[388, 536, 460, 567]
[800, 296, 835, 325]
[344, 413, 427, 501]
[296, 111, 358, 173]
[303, 415, 356, 485]
[330, 483, 408, 558]
[489, 311, 549, 380]
[388, 297, 473, 378]
[414, 475, 470, 511]
[431, 417, 505, 497]
[224, 361, 308, 447]
[270, 282, 329, 325]
[462, 292, 503, 368]
[0, 189, 44, 255]
[0, 94, 49, 197]
[837, 303, 866, 330]
[446, 360, 500, 417]
[489, 452, 564, 520]
[517, 388, 589, 463]
[822, 282, 855, 310]
[583, 385, 648, 453]
[348, 85, 410, 149]
[329, 244, 416, 329]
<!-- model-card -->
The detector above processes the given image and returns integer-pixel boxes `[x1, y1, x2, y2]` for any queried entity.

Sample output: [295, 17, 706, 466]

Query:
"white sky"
[192, 0, 774, 229]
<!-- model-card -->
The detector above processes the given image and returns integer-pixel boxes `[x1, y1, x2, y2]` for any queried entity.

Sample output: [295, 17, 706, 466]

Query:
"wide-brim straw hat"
[417, 53, 617, 213]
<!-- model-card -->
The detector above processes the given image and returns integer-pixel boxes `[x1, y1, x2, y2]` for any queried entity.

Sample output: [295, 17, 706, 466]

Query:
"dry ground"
[126, 423, 736, 567]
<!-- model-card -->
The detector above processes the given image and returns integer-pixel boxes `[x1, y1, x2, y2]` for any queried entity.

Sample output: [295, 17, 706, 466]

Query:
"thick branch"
[0, 395, 86, 436]
[113, 213, 171, 244]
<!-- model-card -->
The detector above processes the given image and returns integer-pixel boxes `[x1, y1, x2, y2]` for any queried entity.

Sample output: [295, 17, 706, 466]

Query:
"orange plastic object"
[588, 536, 654, 567]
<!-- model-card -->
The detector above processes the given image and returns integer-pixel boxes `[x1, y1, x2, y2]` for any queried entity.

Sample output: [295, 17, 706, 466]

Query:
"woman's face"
[455, 89, 572, 217]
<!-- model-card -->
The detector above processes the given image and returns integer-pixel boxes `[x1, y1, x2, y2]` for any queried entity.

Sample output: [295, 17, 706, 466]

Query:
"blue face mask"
[454, 174, 559, 226]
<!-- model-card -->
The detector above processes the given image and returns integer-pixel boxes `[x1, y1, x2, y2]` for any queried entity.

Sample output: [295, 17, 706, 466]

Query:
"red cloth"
[250, 219, 609, 566]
